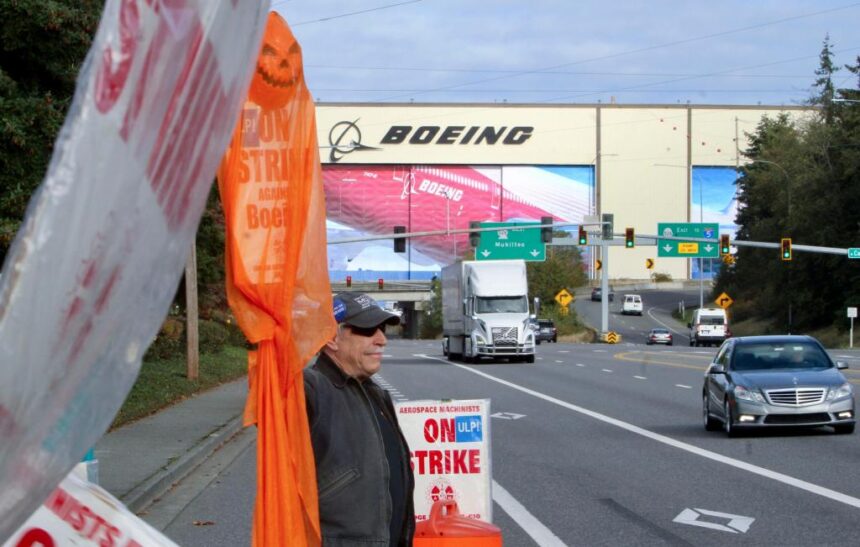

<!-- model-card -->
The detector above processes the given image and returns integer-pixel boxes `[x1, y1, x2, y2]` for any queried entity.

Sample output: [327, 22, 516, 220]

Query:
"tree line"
[713, 37, 860, 336]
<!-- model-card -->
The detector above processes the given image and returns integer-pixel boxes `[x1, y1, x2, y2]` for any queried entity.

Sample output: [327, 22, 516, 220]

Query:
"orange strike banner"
[217, 12, 336, 547]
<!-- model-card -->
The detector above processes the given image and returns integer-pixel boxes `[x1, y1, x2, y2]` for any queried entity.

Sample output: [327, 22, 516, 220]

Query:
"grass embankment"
[112, 344, 248, 429]
[672, 308, 849, 348]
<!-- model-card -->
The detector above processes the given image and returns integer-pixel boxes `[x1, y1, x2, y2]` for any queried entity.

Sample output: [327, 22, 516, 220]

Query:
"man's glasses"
[346, 324, 386, 337]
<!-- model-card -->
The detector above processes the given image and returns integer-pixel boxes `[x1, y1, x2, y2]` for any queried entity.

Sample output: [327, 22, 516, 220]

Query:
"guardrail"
[330, 280, 433, 292]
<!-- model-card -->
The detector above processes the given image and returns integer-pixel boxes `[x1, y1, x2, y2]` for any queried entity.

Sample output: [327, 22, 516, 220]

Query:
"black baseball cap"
[332, 292, 400, 329]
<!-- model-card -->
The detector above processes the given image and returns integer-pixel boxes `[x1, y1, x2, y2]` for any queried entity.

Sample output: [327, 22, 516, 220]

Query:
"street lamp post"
[746, 159, 792, 332]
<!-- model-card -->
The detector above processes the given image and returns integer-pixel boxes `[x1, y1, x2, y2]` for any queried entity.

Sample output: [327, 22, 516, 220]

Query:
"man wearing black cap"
[304, 292, 415, 546]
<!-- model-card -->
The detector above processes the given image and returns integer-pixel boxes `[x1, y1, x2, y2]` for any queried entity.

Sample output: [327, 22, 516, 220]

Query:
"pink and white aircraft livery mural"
[323, 164, 595, 280]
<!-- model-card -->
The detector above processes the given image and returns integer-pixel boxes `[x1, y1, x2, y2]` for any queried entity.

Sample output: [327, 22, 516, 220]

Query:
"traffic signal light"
[469, 221, 481, 247]
[720, 234, 730, 256]
[378, 278, 384, 290]
[601, 213, 614, 239]
[346, 275, 352, 287]
[541, 216, 553, 244]
[781, 237, 792, 261]
[393, 225, 406, 253]
[625, 228, 635, 248]
[578, 226, 588, 245]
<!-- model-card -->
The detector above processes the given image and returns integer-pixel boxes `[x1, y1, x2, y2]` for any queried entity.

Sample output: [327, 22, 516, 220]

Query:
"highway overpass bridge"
[330, 280, 434, 338]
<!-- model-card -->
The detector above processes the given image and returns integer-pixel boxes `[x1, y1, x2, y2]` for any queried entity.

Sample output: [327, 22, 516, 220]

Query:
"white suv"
[622, 294, 643, 315]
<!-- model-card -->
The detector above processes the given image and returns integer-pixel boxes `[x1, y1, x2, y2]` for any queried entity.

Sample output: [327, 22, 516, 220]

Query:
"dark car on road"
[534, 319, 557, 344]
[703, 335, 855, 437]
[590, 287, 615, 302]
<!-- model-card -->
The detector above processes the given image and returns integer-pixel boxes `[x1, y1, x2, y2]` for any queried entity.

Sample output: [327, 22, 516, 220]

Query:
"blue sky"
[273, 0, 860, 106]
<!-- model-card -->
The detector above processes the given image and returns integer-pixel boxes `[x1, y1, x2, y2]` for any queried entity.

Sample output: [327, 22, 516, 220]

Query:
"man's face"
[325, 323, 387, 380]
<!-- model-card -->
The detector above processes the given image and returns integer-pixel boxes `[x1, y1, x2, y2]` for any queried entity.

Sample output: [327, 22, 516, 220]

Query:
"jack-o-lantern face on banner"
[249, 13, 303, 110]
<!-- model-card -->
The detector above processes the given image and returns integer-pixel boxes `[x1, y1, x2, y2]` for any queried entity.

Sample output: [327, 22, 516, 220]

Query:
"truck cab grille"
[491, 327, 518, 346]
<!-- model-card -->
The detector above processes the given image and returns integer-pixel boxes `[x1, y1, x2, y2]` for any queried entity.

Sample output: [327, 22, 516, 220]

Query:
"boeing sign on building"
[316, 102, 812, 282]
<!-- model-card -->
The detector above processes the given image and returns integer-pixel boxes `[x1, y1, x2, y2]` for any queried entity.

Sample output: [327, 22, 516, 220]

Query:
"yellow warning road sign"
[604, 331, 620, 344]
[715, 292, 733, 309]
[645, 258, 654, 270]
[555, 289, 574, 307]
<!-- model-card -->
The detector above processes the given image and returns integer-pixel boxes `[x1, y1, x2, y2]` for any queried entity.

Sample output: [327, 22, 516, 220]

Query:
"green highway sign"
[657, 222, 719, 258]
[476, 222, 546, 262]
[849, 248, 860, 259]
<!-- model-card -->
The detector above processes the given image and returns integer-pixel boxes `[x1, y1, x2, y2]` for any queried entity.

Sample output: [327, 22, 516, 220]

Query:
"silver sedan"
[703, 335, 855, 437]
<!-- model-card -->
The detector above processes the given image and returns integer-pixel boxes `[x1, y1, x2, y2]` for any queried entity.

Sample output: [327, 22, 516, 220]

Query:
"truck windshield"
[476, 296, 528, 314]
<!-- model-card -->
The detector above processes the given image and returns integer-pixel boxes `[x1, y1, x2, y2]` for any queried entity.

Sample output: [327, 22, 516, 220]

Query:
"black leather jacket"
[304, 352, 415, 546]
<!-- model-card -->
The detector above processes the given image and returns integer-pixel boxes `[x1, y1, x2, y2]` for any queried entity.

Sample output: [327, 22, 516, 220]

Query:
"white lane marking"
[383, 354, 393, 357]
[576, 363, 585, 367]
[675, 384, 692, 389]
[634, 375, 647, 380]
[492, 412, 526, 420]
[493, 480, 566, 547]
[593, 349, 607, 353]
[558, 350, 570, 353]
[415, 354, 860, 511]
[601, 369, 613, 373]
[555, 360, 564, 364]
[646, 307, 684, 335]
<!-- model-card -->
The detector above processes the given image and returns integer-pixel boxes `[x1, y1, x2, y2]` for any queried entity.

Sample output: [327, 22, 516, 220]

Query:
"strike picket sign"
[2, 470, 177, 547]
[396, 400, 492, 523]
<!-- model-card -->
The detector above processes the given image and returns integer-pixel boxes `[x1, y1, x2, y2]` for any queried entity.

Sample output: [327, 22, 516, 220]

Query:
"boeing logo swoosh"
[328, 119, 380, 162]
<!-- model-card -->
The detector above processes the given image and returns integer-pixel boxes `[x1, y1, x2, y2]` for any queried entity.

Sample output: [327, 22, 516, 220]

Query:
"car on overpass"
[703, 335, 855, 437]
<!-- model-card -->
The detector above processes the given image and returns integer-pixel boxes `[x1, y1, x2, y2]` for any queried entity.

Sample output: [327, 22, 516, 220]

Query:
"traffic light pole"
[601, 238, 609, 334]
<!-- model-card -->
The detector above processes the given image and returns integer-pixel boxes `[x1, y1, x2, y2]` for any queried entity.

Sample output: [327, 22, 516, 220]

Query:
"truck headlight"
[734, 386, 765, 403]
[827, 383, 853, 400]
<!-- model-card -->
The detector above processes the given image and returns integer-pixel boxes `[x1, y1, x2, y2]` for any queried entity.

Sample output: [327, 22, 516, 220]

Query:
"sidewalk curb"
[122, 415, 245, 514]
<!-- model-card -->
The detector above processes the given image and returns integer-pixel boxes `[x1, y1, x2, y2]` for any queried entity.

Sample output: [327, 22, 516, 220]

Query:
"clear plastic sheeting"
[0, 0, 268, 541]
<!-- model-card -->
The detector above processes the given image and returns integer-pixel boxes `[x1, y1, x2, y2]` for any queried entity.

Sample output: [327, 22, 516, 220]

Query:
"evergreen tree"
[810, 34, 839, 122]
[0, 0, 102, 263]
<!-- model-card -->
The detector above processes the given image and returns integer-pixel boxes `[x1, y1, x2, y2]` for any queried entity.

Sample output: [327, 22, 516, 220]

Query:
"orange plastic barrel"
[414, 500, 503, 546]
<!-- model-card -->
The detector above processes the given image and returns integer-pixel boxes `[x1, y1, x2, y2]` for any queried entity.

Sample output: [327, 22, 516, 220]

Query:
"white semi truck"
[441, 259, 535, 363]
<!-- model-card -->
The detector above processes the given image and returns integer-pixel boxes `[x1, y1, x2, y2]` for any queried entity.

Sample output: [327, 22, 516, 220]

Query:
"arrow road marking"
[673, 508, 755, 533]
[491, 412, 526, 420]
